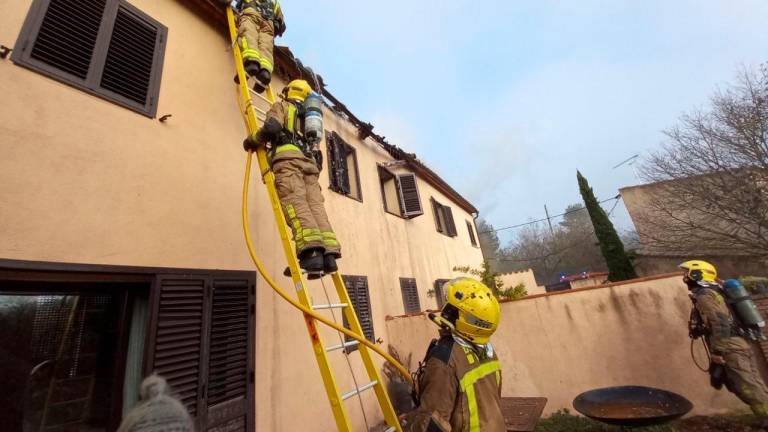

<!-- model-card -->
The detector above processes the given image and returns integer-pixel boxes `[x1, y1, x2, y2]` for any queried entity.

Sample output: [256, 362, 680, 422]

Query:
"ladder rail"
[226, 7, 407, 432]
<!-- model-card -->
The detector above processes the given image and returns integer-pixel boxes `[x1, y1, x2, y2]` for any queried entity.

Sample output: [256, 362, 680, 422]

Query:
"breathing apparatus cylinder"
[303, 92, 323, 145]
[723, 279, 765, 340]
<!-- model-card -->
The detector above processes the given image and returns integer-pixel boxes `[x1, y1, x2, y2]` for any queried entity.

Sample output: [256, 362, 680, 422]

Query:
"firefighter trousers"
[273, 155, 341, 257]
[237, 9, 275, 72]
[724, 348, 768, 416]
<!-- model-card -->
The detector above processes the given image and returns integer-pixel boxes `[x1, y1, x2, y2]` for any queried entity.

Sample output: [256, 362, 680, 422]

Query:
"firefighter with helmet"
[245, 79, 340, 277]
[682, 260, 768, 417]
[404, 277, 505, 432]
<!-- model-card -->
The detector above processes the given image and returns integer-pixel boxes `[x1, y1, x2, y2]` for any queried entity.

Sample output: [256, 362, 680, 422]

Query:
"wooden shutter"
[99, 4, 161, 109]
[205, 278, 254, 432]
[12, 0, 167, 117]
[342, 275, 374, 351]
[397, 173, 424, 218]
[434, 279, 450, 309]
[400, 278, 421, 314]
[28, 0, 108, 80]
[467, 220, 478, 246]
[431, 198, 444, 233]
[328, 132, 351, 195]
[149, 275, 209, 418]
[443, 205, 457, 237]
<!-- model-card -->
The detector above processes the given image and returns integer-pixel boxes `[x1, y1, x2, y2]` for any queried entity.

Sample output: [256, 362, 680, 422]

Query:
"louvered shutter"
[149, 276, 209, 418]
[443, 206, 457, 237]
[342, 275, 374, 352]
[467, 220, 478, 246]
[29, 0, 108, 80]
[400, 278, 421, 314]
[431, 198, 444, 232]
[99, 4, 161, 110]
[397, 173, 424, 218]
[205, 278, 254, 432]
[12, 0, 167, 117]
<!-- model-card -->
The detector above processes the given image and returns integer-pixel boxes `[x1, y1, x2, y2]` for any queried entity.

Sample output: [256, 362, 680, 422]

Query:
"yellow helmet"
[679, 260, 718, 284]
[283, 79, 312, 102]
[435, 277, 500, 344]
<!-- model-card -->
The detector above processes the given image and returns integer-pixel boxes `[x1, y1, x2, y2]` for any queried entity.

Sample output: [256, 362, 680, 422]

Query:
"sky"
[278, 1, 768, 246]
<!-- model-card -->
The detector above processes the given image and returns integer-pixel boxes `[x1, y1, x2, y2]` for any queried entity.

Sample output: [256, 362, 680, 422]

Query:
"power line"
[479, 194, 622, 234]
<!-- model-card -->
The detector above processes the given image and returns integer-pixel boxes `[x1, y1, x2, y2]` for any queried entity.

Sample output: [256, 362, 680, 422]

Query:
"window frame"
[11, 0, 168, 118]
[326, 131, 363, 202]
[434, 279, 451, 309]
[467, 220, 478, 247]
[431, 197, 458, 237]
[378, 164, 404, 217]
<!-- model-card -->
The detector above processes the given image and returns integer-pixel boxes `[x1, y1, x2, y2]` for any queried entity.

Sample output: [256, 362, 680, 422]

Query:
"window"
[431, 198, 457, 236]
[378, 166, 424, 218]
[12, 0, 167, 117]
[434, 279, 451, 309]
[400, 278, 421, 314]
[467, 220, 478, 247]
[327, 132, 362, 201]
[342, 275, 374, 352]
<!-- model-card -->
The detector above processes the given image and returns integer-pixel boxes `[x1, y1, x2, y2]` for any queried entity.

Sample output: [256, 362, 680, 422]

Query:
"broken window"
[12, 0, 167, 117]
[378, 165, 424, 219]
[327, 132, 362, 201]
[431, 198, 457, 236]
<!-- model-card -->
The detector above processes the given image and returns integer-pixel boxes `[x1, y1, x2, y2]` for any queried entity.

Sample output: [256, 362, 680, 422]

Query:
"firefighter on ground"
[220, 0, 285, 92]
[404, 277, 505, 432]
[245, 79, 340, 277]
[682, 260, 768, 417]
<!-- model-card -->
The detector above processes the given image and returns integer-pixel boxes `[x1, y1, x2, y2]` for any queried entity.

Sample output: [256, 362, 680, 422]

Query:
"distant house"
[499, 269, 546, 296]
[544, 272, 609, 293]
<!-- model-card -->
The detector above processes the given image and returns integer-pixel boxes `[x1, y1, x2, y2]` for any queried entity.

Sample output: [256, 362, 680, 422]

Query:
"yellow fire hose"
[241, 151, 414, 386]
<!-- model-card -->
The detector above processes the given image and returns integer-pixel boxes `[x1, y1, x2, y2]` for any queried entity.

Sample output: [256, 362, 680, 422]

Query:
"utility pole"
[544, 204, 554, 236]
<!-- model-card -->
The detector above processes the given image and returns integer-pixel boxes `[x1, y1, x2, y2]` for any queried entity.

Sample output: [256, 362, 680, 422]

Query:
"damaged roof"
[187, 0, 478, 215]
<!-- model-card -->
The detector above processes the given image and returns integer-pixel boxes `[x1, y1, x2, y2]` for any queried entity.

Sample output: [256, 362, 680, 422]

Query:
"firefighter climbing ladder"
[225, 8, 408, 432]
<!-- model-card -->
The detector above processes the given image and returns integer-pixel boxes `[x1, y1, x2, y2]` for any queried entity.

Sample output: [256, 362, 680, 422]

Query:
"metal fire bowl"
[573, 386, 693, 427]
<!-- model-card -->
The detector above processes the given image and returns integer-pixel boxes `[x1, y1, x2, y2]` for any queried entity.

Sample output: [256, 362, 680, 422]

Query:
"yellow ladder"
[225, 8, 404, 432]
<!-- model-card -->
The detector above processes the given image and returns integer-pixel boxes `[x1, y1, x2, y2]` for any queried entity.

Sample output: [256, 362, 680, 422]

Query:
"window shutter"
[99, 4, 163, 112]
[400, 278, 421, 314]
[434, 279, 450, 309]
[328, 133, 350, 195]
[205, 278, 253, 431]
[342, 275, 374, 351]
[396, 173, 423, 218]
[29, 0, 108, 80]
[431, 198, 443, 232]
[149, 276, 208, 418]
[444, 206, 457, 237]
[467, 220, 478, 246]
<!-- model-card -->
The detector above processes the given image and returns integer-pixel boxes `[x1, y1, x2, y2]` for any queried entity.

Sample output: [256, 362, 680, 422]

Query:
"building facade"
[0, 1, 483, 431]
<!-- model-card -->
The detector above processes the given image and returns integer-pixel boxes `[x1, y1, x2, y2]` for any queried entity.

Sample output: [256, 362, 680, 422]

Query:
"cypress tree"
[577, 171, 637, 281]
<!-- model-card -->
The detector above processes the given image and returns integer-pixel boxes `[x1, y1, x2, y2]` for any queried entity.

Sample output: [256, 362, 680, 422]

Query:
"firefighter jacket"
[263, 100, 315, 165]
[692, 286, 750, 354]
[407, 334, 505, 432]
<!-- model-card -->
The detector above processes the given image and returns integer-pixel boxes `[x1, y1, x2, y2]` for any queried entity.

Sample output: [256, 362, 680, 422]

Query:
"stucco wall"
[0, 1, 483, 431]
[386, 274, 750, 417]
[499, 269, 545, 296]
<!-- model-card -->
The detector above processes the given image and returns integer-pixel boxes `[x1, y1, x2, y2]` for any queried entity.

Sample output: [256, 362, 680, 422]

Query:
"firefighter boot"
[299, 248, 324, 279]
[323, 253, 339, 274]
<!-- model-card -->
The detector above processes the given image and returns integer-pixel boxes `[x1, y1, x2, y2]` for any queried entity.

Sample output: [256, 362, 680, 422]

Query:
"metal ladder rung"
[384, 428, 396, 432]
[248, 87, 274, 104]
[326, 340, 359, 352]
[312, 303, 348, 310]
[341, 380, 378, 401]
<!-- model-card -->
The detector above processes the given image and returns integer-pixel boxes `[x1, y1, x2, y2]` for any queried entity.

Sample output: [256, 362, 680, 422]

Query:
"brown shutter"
[431, 198, 443, 232]
[397, 173, 424, 218]
[443, 205, 457, 237]
[467, 220, 478, 246]
[28, 0, 108, 80]
[148, 275, 209, 418]
[400, 278, 421, 314]
[434, 279, 450, 309]
[205, 278, 254, 432]
[99, 3, 164, 113]
[342, 275, 374, 351]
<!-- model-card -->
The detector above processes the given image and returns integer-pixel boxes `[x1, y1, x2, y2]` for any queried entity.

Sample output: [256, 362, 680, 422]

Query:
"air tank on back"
[303, 92, 323, 145]
[723, 279, 765, 339]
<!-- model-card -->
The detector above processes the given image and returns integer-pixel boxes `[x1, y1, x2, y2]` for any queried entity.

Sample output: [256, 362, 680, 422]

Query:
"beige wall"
[387, 274, 750, 417]
[499, 269, 545, 296]
[570, 274, 608, 290]
[0, 1, 483, 431]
